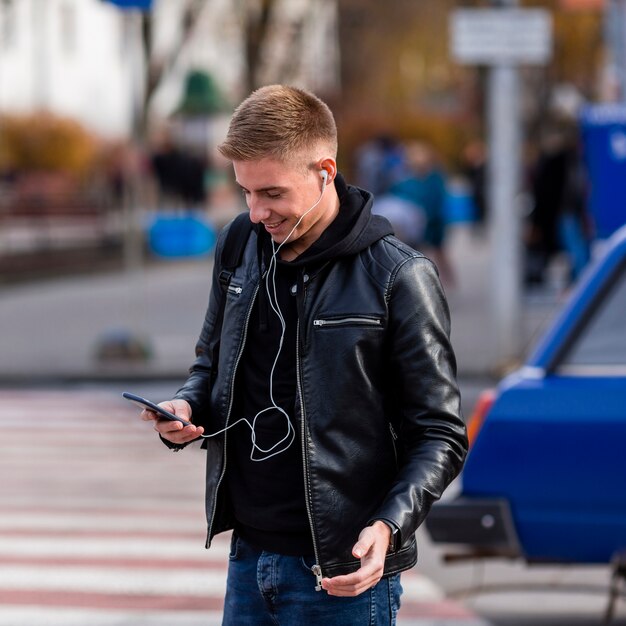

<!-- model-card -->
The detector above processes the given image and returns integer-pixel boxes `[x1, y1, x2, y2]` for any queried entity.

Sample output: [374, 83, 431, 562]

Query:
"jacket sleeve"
[371, 255, 468, 543]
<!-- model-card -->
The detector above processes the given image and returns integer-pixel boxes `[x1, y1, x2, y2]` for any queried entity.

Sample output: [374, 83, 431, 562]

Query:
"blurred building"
[0, 0, 136, 137]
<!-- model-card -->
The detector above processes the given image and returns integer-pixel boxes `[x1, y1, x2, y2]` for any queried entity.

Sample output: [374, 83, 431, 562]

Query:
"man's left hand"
[321, 521, 391, 597]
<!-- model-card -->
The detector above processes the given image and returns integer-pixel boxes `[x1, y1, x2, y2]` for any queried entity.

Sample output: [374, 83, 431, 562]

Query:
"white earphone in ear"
[320, 169, 328, 183]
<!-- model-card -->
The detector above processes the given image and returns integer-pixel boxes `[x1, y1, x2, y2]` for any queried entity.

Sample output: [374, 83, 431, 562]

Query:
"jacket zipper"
[206, 283, 259, 546]
[296, 318, 323, 591]
[227, 284, 243, 295]
[313, 316, 382, 327]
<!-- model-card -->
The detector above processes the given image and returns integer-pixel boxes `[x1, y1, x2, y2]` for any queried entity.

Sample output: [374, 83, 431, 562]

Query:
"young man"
[140, 85, 467, 625]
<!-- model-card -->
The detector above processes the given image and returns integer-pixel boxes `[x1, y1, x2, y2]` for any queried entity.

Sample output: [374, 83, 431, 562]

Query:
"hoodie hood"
[256, 173, 394, 269]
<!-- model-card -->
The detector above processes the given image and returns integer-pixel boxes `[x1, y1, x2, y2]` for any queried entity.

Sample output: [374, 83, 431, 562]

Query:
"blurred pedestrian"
[558, 142, 592, 283]
[149, 126, 207, 209]
[354, 135, 405, 196]
[461, 139, 487, 236]
[135, 85, 467, 625]
[371, 192, 426, 250]
[390, 141, 455, 287]
[526, 129, 592, 286]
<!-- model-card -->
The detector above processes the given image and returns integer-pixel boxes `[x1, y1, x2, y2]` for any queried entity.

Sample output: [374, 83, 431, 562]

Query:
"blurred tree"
[334, 0, 604, 174]
[0, 113, 96, 175]
[335, 0, 471, 171]
[139, 0, 324, 136]
[174, 70, 229, 116]
[239, 0, 277, 93]
[131, 0, 603, 171]
[138, 0, 208, 138]
[235, 0, 329, 93]
[536, 0, 603, 93]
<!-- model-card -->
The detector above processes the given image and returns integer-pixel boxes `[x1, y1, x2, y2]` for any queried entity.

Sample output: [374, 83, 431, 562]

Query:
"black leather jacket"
[173, 184, 468, 581]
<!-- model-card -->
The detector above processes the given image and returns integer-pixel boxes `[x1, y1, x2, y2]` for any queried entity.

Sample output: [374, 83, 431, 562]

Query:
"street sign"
[451, 8, 552, 65]
[106, 0, 153, 10]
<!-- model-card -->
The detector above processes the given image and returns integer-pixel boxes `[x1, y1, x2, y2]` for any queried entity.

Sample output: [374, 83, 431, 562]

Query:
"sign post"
[95, 0, 154, 364]
[451, 4, 552, 371]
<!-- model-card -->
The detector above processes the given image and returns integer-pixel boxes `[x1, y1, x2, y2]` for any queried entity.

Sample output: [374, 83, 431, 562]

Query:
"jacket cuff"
[370, 518, 401, 552]
[159, 434, 189, 452]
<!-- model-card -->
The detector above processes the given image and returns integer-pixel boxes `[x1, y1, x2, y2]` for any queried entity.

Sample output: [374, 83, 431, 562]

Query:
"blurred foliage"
[334, 0, 604, 174]
[335, 0, 476, 173]
[338, 112, 473, 176]
[0, 113, 97, 176]
[543, 1, 604, 85]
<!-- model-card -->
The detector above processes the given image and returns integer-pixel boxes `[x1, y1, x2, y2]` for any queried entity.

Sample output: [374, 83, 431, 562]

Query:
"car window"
[559, 265, 626, 372]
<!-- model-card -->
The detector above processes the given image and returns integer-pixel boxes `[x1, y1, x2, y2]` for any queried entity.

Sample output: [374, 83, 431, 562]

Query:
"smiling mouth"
[263, 220, 286, 229]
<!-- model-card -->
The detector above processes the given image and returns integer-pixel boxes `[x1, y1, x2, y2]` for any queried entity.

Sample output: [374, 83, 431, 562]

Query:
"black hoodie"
[226, 175, 393, 555]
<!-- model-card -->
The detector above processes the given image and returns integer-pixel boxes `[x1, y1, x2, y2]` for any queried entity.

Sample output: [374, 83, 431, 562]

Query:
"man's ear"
[317, 157, 337, 184]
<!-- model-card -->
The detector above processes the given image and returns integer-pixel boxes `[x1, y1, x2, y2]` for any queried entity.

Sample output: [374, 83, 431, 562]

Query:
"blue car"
[426, 224, 626, 566]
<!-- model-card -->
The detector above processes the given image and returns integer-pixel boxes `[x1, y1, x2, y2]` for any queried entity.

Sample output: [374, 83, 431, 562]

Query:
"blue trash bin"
[148, 213, 216, 258]
[581, 104, 626, 239]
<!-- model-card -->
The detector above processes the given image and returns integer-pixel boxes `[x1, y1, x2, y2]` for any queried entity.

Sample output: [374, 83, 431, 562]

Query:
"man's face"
[233, 157, 332, 253]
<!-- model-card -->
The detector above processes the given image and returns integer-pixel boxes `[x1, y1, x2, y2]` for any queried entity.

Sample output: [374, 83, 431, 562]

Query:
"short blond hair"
[218, 85, 337, 166]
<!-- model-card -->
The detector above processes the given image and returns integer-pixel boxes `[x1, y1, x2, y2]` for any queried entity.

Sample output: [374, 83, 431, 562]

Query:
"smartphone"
[122, 392, 192, 427]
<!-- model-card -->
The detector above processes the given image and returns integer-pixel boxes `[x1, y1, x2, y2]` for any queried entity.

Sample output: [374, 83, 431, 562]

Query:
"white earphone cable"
[199, 175, 328, 461]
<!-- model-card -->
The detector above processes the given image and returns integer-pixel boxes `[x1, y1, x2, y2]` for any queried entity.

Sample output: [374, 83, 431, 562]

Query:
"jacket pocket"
[312, 315, 383, 329]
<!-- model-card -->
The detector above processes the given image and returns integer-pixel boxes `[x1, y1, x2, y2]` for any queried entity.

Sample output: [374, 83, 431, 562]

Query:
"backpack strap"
[218, 212, 254, 291]
[194, 214, 253, 449]
[207, 211, 253, 393]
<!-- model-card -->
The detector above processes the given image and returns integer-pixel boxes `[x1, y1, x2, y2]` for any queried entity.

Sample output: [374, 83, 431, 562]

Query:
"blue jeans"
[222, 534, 403, 626]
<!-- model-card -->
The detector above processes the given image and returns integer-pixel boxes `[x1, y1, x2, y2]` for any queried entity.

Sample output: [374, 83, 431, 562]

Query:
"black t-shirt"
[226, 259, 313, 555]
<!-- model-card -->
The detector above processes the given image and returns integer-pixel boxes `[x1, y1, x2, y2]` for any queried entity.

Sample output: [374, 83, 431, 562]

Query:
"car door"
[530, 258, 626, 563]
[464, 254, 626, 564]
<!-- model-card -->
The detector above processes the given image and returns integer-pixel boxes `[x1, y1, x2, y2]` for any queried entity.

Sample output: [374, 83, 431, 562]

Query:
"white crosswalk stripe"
[0, 536, 218, 560]
[0, 608, 224, 626]
[0, 564, 228, 596]
[0, 512, 207, 533]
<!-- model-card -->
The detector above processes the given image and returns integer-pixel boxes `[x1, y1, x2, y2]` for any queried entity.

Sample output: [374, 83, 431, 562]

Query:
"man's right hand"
[140, 399, 204, 444]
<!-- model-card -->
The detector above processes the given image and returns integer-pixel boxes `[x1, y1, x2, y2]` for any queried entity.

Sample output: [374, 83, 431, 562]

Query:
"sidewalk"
[0, 223, 562, 382]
